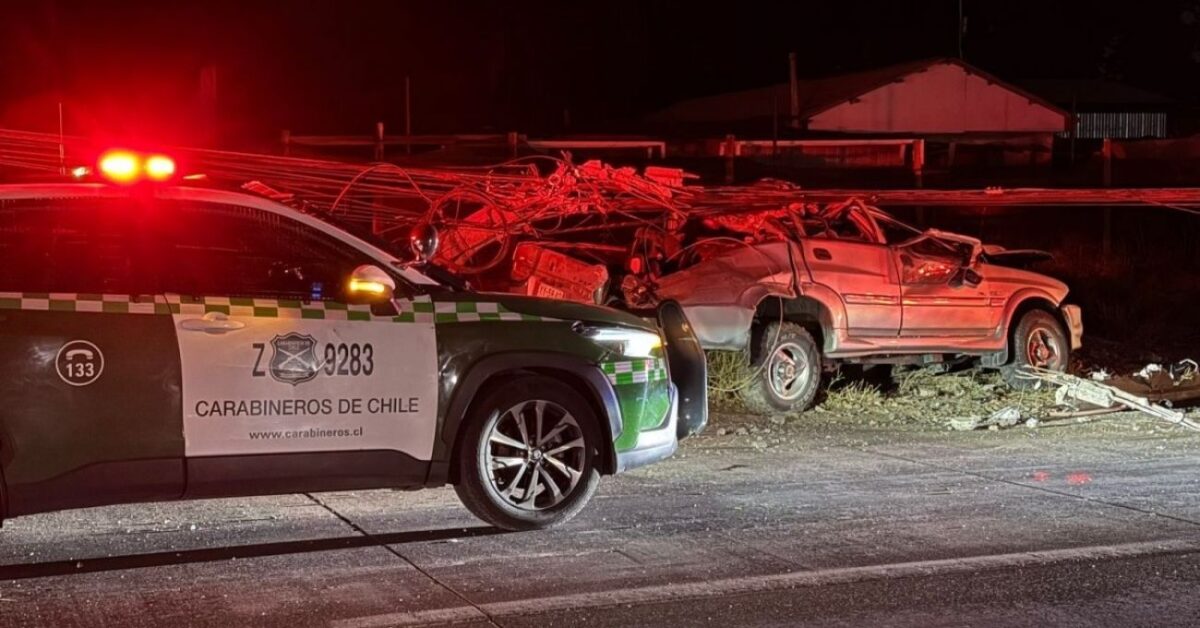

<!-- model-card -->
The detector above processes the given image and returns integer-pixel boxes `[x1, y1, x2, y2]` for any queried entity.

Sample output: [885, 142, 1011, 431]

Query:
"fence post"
[374, 122, 385, 161]
[1101, 138, 1112, 187]
[404, 76, 412, 155]
[507, 131, 519, 158]
[281, 129, 291, 156]
[912, 139, 925, 188]
[1102, 137, 1113, 256]
[724, 134, 737, 184]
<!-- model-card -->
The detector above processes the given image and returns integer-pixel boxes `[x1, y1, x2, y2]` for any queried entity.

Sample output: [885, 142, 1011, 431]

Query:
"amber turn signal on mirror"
[347, 265, 397, 302]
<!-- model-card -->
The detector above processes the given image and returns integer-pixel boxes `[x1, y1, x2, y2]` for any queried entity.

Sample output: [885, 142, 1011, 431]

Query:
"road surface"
[2, 414, 1199, 627]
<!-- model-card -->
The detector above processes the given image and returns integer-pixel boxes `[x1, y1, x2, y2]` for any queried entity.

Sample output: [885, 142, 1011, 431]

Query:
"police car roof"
[0, 181, 320, 218]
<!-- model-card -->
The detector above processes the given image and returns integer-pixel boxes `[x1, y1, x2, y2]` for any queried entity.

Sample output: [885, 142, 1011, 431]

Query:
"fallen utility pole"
[1021, 368, 1200, 432]
[696, 185, 1200, 212]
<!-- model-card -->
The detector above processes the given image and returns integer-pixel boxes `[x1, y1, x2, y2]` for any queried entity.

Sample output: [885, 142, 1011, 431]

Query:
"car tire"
[1002, 309, 1070, 390]
[739, 322, 822, 415]
[454, 375, 602, 531]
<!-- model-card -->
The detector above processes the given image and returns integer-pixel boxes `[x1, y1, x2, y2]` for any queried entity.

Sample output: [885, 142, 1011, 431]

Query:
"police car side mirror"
[409, 223, 440, 264]
[347, 264, 396, 303]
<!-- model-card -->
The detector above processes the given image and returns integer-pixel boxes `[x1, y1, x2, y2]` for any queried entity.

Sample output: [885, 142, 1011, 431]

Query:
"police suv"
[0, 151, 707, 531]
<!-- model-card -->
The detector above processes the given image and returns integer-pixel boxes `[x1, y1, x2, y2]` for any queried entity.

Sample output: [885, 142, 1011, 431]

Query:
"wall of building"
[809, 63, 1067, 134]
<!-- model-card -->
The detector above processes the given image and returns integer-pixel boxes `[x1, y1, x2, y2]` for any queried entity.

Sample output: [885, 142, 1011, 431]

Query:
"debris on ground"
[947, 416, 982, 431]
[1172, 359, 1199, 382]
[1094, 358, 1200, 406]
[1134, 363, 1165, 381]
[949, 406, 1024, 431]
[1025, 406, 1127, 429]
[1132, 358, 1197, 389]
[707, 354, 1200, 436]
[1129, 360, 1198, 386]
[1020, 367, 1200, 431]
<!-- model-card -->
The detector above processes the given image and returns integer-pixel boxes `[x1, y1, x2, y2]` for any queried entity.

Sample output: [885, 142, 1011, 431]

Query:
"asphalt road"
[2, 414, 1200, 627]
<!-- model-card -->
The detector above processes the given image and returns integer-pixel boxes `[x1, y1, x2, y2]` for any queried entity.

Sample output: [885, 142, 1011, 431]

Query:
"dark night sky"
[2, 1, 1198, 145]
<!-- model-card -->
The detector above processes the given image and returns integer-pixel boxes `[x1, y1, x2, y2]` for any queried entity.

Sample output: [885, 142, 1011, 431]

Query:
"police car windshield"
[310, 212, 406, 258]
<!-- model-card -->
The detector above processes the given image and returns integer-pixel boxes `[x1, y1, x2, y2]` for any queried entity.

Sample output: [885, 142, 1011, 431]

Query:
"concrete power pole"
[957, 0, 966, 60]
[788, 52, 800, 129]
[404, 75, 412, 155]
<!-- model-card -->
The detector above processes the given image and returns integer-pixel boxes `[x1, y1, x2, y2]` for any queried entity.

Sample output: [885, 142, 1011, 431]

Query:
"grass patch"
[812, 366, 1059, 426]
[704, 349, 754, 411]
[820, 377, 886, 414]
[703, 352, 1060, 428]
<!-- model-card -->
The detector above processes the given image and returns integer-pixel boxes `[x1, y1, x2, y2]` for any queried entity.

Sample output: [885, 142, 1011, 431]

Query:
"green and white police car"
[0, 154, 707, 531]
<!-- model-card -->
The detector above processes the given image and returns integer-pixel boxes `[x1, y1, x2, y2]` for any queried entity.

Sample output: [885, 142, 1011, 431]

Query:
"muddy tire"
[1002, 310, 1070, 390]
[739, 322, 822, 415]
[454, 376, 602, 531]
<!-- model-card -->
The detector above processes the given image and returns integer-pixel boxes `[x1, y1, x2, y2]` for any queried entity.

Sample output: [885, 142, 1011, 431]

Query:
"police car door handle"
[179, 312, 246, 334]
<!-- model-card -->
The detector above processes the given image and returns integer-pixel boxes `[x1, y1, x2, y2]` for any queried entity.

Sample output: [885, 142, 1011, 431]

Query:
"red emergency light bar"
[96, 149, 177, 184]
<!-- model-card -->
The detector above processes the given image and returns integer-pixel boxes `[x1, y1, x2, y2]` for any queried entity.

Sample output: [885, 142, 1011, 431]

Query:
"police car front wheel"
[454, 376, 602, 531]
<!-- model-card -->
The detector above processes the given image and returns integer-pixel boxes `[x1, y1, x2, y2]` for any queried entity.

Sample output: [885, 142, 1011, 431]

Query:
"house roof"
[651, 57, 1069, 127]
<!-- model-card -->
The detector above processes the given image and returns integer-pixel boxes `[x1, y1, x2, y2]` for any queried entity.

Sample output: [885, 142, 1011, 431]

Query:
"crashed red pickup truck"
[430, 182, 1081, 413]
[647, 198, 1082, 413]
[405, 160, 1083, 415]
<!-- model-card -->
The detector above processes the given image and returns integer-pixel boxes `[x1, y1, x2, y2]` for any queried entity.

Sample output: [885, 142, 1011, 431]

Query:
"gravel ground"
[3, 402, 1200, 627]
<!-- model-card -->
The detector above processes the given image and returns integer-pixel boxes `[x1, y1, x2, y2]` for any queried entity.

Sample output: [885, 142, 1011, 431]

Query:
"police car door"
[0, 195, 184, 516]
[152, 202, 438, 496]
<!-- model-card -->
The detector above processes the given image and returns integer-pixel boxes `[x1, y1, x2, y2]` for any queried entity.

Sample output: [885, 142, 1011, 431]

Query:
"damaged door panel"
[895, 238, 996, 338]
[793, 199, 900, 338]
[802, 238, 900, 338]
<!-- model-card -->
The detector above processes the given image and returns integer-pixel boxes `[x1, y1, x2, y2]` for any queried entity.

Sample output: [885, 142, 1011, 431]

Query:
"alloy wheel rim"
[768, 341, 810, 400]
[484, 399, 585, 511]
[1027, 327, 1062, 368]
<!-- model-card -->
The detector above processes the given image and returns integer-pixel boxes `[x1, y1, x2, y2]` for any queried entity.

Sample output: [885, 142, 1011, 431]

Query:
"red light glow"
[144, 154, 176, 181]
[97, 150, 140, 183]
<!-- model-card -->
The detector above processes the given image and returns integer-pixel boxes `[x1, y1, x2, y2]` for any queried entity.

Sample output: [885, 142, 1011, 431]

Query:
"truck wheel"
[1002, 310, 1070, 390]
[740, 322, 822, 415]
[454, 376, 602, 531]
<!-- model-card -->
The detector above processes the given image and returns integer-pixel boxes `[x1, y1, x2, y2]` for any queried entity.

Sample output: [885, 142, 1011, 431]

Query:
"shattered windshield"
[869, 209, 923, 244]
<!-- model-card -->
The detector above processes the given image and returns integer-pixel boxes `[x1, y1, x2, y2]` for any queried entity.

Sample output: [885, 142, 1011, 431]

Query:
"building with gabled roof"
[651, 58, 1070, 137]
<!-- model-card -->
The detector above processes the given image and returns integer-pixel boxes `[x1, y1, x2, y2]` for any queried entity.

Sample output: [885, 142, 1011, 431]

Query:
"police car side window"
[0, 200, 141, 294]
[153, 205, 381, 302]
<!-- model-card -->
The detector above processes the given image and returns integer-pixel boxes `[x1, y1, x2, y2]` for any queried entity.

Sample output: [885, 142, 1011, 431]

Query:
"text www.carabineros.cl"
[248, 427, 364, 440]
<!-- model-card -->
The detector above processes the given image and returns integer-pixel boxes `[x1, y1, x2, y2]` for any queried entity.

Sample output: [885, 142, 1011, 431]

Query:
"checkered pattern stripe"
[167, 295, 386, 321]
[0, 293, 555, 325]
[601, 358, 669, 386]
[397, 297, 556, 324]
[0, 292, 169, 315]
